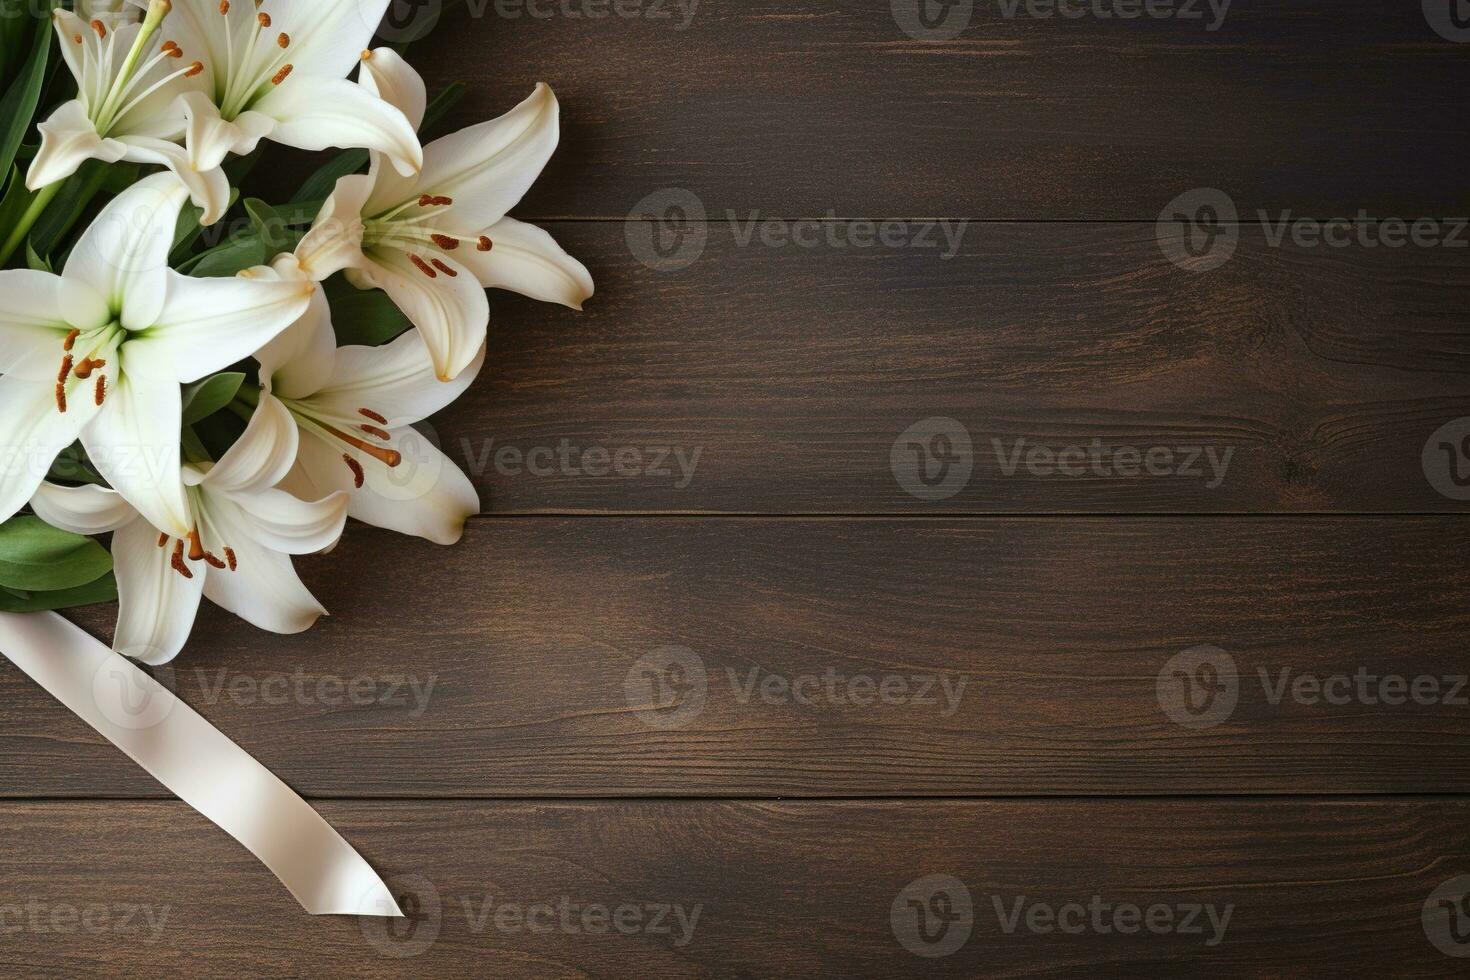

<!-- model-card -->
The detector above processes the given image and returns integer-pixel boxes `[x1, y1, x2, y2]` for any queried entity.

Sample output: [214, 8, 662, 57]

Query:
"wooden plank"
[361, 0, 1470, 219]
[0, 799, 1465, 976]
[443, 222, 1470, 513]
[2, 517, 1467, 798]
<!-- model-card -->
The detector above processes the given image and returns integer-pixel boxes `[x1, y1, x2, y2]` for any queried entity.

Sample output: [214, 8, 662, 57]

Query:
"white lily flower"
[30, 396, 349, 665]
[163, 0, 421, 224]
[79, 0, 142, 29]
[295, 49, 592, 382]
[0, 172, 313, 538]
[249, 256, 483, 545]
[31, 2, 221, 215]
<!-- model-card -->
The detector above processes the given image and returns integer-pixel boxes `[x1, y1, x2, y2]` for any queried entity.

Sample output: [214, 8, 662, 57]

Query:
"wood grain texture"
[366, 0, 1470, 219]
[443, 221, 1470, 513]
[0, 799, 1465, 978]
[2, 517, 1466, 798]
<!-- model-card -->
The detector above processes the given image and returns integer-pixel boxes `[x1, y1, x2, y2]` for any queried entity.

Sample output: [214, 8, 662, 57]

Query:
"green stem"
[0, 181, 62, 267]
[234, 383, 261, 408]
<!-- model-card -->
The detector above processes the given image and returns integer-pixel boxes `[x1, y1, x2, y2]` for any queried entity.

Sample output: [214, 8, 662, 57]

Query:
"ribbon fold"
[0, 611, 402, 918]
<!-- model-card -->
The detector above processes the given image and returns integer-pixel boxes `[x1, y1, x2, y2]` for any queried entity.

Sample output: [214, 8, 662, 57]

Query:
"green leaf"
[0, 515, 112, 591]
[290, 149, 368, 205]
[0, 573, 118, 613]
[47, 444, 106, 487]
[245, 197, 290, 253]
[325, 274, 413, 346]
[24, 237, 49, 271]
[170, 188, 240, 262]
[182, 372, 246, 425]
[30, 159, 118, 257]
[183, 232, 269, 277]
[0, 5, 52, 198]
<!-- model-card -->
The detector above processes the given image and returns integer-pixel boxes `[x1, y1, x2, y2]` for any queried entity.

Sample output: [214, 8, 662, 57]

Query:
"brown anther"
[90, 19, 106, 38]
[321, 422, 401, 467]
[73, 33, 82, 43]
[410, 255, 438, 278]
[185, 61, 204, 77]
[344, 455, 366, 489]
[418, 195, 453, 208]
[163, 41, 182, 57]
[359, 407, 389, 424]
[418, 194, 435, 207]
[171, 540, 194, 579]
[94, 374, 106, 406]
[224, 547, 238, 571]
[477, 236, 493, 252]
[360, 423, 391, 441]
[257, 11, 271, 27]
[431, 234, 461, 250]
[73, 356, 106, 380]
[271, 64, 293, 85]
[187, 529, 205, 561]
[55, 383, 67, 413]
[431, 259, 458, 277]
[58, 355, 73, 385]
[277, 32, 289, 48]
[218, 0, 229, 14]
[202, 551, 227, 569]
[158, 532, 169, 548]
[361, 49, 373, 60]
[63, 328, 79, 351]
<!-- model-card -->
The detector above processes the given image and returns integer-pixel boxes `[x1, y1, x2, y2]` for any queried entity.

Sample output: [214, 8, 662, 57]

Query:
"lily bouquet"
[0, 0, 592, 664]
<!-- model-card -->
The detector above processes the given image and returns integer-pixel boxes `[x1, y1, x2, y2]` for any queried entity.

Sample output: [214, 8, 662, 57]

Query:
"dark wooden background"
[2, 0, 1469, 975]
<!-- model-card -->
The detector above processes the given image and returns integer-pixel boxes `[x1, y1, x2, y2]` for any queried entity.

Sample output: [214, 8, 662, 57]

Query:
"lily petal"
[112, 515, 205, 665]
[30, 482, 137, 535]
[295, 423, 479, 546]
[199, 391, 299, 494]
[179, 92, 277, 172]
[218, 484, 348, 555]
[384, 83, 558, 233]
[354, 249, 488, 382]
[118, 135, 233, 226]
[254, 76, 421, 178]
[292, 173, 374, 282]
[125, 269, 314, 383]
[358, 46, 426, 131]
[0, 374, 96, 525]
[199, 530, 327, 635]
[253, 273, 338, 398]
[458, 216, 594, 310]
[0, 270, 74, 376]
[80, 352, 190, 538]
[300, 331, 484, 427]
[63, 172, 189, 331]
[260, 0, 390, 82]
[28, 100, 130, 190]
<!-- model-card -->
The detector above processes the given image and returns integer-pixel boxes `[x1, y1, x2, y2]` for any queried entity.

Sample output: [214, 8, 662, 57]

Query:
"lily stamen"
[224, 547, 238, 571]
[94, 375, 106, 406]
[171, 540, 193, 578]
[360, 423, 391, 441]
[409, 255, 438, 278]
[343, 455, 366, 489]
[317, 421, 403, 467]
[359, 408, 389, 424]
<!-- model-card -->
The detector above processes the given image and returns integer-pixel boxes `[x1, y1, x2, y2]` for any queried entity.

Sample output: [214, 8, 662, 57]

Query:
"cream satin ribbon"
[0, 611, 402, 918]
